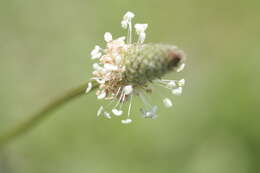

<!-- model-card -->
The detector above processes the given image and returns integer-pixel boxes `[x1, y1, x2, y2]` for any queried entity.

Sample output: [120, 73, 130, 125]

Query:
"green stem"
[0, 82, 98, 148]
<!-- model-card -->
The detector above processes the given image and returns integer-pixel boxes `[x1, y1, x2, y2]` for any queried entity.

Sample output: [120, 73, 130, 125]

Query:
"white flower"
[104, 32, 113, 42]
[121, 118, 132, 124]
[172, 87, 183, 96]
[112, 109, 123, 116]
[178, 79, 185, 87]
[85, 82, 92, 93]
[176, 63, 185, 72]
[91, 45, 102, 59]
[134, 24, 148, 34]
[123, 85, 133, 95]
[163, 98, 173, 108]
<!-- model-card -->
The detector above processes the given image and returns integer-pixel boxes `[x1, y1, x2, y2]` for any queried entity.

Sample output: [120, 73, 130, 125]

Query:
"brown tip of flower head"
[167, 49, 186, 70]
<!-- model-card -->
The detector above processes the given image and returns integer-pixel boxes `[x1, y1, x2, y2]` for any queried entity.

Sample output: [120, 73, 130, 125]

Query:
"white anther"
[121, 118, 132, 124]
[123, 85, 133, 95]
[172, 87, 183, 96]
[104, 32, 113, 42]
[97, 90, 106, 99]
[176, 63, 185, 72]
[112, 109, 123, 116]
[178, 79, 185, 87]
[163, 98, 173, 108]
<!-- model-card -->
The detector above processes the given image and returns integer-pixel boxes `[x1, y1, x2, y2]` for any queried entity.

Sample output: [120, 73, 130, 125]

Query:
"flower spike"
[87, 12, 187, 124]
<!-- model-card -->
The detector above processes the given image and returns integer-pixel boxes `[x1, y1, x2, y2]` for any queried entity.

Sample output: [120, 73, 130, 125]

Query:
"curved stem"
[0, 82, 98, 148]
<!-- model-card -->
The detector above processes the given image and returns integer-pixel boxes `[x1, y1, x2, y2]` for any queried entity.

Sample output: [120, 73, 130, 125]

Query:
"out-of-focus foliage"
[0, 0, 260, 172]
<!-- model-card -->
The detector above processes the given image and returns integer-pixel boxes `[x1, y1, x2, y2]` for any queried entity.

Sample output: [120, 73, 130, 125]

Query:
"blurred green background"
[0, 0, 260, 172]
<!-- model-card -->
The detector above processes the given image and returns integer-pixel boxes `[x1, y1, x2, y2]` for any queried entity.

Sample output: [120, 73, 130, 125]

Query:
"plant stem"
[0, 82, 98, 148]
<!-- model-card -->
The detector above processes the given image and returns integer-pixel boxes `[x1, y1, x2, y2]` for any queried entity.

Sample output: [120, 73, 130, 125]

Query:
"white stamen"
[97, 106, 104, 116]
[112, 109, 123, 116]
[135, 24, 148, 43]
[163, 98, 173, 108]
[134, 24, 148, 34]
[167, 81, 177, 88]
[115, 87, 122, 98]
[114, 91, 125, 108]
[91, 53, 101, 60]
[121, 12, 135, 44]
[127, 95, 133, 117]
[145, 112, 152, 117]
[172, 87, 183, 96]
[92, 63, 102, 71]
[123, 85, 133, 95]
[100, 56, 112, 62]
[138, 32, 146, 43]
[178, 79, 185, 87]
[127, 21, 132, 44]
[91, 45, 100, 54]
[104, 112, 111, 119]
[104, 63, 118, 71]
[104, 32, 113, 42]
[121, 92, 126, 102]
[121, 118, 132, 124]
[97, 90, 106, 99]
[85, 82, 92, 93]
[139, 92, 152, 108]
[116, 37, 126, 42]
[176, 63, 185, 72]
[140, 106, 158, 119]
[115, 55, 122, 64]
[121, 20, 128, 29]
[123, 11, 135, 21]
[91, 45, 102, 59]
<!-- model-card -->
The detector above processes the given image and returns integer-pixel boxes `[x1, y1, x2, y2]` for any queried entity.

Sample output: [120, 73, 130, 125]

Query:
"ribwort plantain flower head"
[86, 11, 186, 124]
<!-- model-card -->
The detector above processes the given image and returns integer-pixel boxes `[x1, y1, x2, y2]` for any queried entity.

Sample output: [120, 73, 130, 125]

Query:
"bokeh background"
[1, 0, 260, 172]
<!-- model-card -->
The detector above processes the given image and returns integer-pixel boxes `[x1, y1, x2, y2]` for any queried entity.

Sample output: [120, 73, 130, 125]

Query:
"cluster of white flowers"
[86, 11, 186, 124]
